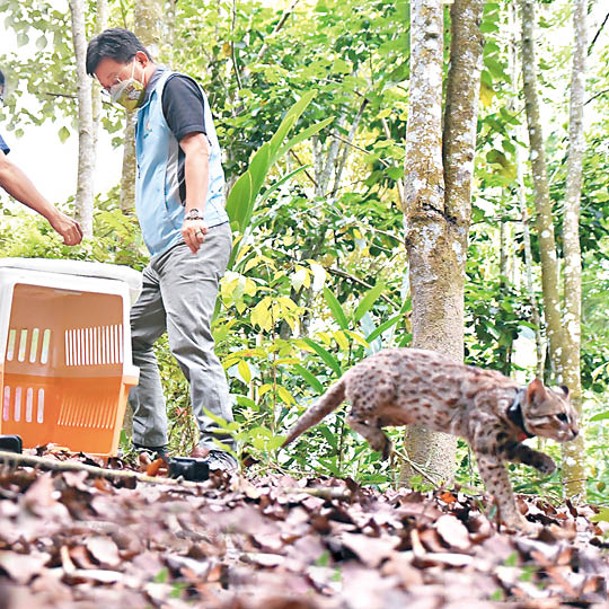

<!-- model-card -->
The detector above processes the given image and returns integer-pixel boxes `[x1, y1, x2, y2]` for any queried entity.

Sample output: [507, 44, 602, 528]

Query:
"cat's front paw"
[500, 511, 541, 535]
[535, 453, 556, 475]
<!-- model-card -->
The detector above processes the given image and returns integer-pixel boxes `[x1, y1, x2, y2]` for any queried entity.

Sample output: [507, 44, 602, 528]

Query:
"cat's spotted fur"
[282, 348, 579, 531]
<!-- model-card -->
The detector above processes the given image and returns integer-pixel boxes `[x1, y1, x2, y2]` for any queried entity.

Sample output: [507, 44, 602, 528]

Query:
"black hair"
[86, 28, 152, 76]
[0, 69, 5, 86]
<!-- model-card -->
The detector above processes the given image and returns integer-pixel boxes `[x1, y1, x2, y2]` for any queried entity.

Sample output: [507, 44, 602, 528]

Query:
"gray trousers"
[129, 222, 234, 450]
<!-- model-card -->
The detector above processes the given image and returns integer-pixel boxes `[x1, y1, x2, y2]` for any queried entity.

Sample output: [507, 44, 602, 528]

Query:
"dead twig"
[0, 450, 201, 488]
[283, 486, 352, 501]
[391, 448, 442, 489]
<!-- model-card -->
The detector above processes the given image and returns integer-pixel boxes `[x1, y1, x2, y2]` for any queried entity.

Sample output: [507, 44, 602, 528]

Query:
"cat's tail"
[282, 378, 346, 447]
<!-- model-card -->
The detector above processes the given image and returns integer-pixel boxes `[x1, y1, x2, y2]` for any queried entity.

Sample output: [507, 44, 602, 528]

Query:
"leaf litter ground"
[0, 448, 608, 609]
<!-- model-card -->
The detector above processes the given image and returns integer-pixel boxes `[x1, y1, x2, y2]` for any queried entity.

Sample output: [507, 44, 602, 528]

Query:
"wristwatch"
[184, 208, 203, 221]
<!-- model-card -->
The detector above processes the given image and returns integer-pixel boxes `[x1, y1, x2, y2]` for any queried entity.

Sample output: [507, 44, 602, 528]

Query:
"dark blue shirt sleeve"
[161, 74, 207, 142]
[0, 133, 10, 155]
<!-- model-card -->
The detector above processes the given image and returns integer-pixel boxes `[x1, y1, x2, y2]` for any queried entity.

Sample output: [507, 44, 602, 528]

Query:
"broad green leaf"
[333, 330, 350, 351]
[319, 425, 340, 450]
[237, 359, 252, 384]
[235, 395, 257, 410]
[292, 363, 324, 394]
[590, 411, 609, 422]
[258, 384, 274, 397]
[248, 143, 272, 204]
[343, 330, 370, 347]
[258, 165, 311, 206]
[250, 298, 273, 331]
[277, 386, 295, 405]
[353, 282, 385, 322]
[278, 116, 334, 158]
[365, 313, 403, 344]
[226, 171, 253, 233]
[323, 287, 349, 330]
[302, 337, 342, 377]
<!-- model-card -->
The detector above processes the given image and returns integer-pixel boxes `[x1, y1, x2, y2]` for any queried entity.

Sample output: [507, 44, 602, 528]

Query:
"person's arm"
[180, 132, 210, 254]
[0, 153, 83, 245]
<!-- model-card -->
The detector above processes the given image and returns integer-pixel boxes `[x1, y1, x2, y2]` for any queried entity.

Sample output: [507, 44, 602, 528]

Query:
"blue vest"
[0, 133, 10, 155]
[135, 69, 228, 257]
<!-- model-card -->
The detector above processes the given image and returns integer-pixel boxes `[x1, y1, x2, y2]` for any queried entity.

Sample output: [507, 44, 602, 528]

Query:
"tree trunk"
[401, 0, 484, 485]
[120, 117, 137, 214]
[561, 0, 586, 499]
[520, 0, 564, 380]
[509, 0, 543, 377]
[69, 0, 95, 237]
[92, 0, 107, 181]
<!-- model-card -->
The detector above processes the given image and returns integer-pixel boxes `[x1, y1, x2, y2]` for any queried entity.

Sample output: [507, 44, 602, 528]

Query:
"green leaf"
[226, 171, 253, 233]
[590, 508, 609, 523]
[353, 282, 385, 322]
[365, 313, 403, 344]
[301, 337, 342, 377]
[278, 116, 334, 158]
[270, 90, 317, 149]
[323, 287, 349, 330]
[248, 142, 272, 206]
[590, 411, 609, 422]
[237, 359, 252, 384]
[58, 126, 70, 143]
[319, 425, 339, 450]
[258, 165, 311, 206]
[292, 363, 324, 394]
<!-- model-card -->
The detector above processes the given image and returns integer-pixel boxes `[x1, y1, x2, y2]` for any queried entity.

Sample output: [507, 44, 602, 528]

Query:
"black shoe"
[133, 443, 168, 461]
[203, 449, 238, 472]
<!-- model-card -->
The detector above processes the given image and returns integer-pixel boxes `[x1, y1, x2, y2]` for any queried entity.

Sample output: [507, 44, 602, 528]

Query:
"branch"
[0, 450, 201, 488]
[392, 448, 442, 489]
[231, 0, 243, 90]
[332, 98, 369, 196]
[288, 148, 318, 187]
[326, 266, 400, 308]
[585, 87, 609, 105]
[255, 0, 302, 63]
[283, 486, 352, 501]
[588, 10, 609, 55]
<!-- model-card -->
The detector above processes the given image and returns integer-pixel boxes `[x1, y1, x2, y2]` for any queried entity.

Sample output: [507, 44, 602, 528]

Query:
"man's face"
[94, 57, 137, 94]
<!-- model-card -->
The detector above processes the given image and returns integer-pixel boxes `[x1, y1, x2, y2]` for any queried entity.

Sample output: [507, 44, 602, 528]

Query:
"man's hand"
[50, 212, 83, 246]
[182, 218, 208, 254]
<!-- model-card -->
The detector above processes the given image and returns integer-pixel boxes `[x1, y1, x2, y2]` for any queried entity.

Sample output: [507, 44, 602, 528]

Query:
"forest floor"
[0, 448, 608, 609]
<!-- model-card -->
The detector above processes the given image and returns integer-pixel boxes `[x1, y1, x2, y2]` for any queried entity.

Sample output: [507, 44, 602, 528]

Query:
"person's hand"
[182, 218, 208, 254]
[50, 212, 83, 246]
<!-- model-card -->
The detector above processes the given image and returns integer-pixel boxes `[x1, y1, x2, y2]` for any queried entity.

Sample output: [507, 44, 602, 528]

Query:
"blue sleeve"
[0, 133, 10, 155]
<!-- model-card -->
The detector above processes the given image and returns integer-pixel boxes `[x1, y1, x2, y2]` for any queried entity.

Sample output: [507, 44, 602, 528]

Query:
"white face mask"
[109, 60, 145, 111]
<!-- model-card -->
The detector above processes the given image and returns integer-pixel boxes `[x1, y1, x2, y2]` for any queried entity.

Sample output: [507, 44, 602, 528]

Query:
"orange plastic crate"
[0, 269, 139, 456]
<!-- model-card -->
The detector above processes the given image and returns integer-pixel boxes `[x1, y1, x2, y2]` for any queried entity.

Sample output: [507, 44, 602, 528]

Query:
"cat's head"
[522, 378, 579, 442]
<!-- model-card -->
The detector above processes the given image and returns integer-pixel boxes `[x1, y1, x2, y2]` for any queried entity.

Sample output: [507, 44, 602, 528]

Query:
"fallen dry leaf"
[0, 447, 607, 609]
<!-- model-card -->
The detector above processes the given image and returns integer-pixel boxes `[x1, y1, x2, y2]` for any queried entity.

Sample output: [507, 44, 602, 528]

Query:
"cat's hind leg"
[347, 414, 391, 460]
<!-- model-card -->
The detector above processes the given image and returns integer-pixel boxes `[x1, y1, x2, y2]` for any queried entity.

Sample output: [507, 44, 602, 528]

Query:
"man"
[86, 29, 236, 470]
[0, 69, 82, 246]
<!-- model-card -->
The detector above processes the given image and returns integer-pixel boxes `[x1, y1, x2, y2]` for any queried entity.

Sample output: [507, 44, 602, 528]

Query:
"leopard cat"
[282, 347, 579, 532]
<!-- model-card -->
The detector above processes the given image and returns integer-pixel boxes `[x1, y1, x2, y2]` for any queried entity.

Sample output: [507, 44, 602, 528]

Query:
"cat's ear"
[526, 378, 546, 400]
[525, 378, 548, 413]
[559, 385, 570, 398]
